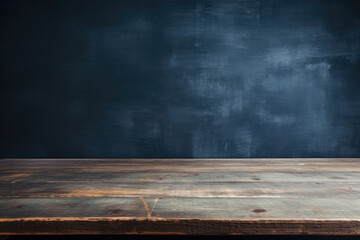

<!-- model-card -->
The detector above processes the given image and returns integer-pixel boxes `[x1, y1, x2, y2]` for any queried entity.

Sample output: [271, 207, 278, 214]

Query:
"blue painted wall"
[1, 0, 359, 158]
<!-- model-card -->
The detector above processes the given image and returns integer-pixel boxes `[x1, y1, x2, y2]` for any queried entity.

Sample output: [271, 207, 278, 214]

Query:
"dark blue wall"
[1, 0, 360, 158]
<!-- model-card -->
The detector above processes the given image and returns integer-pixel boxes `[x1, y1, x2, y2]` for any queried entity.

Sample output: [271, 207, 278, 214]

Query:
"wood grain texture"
[0, 158, 360, 235]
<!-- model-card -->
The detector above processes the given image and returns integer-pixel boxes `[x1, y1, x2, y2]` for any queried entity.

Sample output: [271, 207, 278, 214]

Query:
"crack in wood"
[138, 196, 151, 218]
[150, 198, 159, 216]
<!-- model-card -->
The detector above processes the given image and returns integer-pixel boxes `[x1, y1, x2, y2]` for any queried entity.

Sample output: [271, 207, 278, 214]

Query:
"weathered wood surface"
[0, 158, 360, 235]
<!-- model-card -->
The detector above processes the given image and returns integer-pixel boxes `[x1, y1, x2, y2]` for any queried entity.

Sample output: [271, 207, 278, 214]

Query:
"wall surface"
[1, 0, 359, 158]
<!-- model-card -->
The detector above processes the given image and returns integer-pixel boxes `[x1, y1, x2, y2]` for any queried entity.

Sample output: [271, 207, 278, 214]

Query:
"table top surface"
[1, 158, 360, 235]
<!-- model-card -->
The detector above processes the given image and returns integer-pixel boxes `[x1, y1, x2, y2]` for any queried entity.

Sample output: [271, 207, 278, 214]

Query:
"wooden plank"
[1, 182, 360, 198]
[0, 158, 360, 235]
[1, 159, 360, 173]
[2, 158, 360, 162]
[1, 219, 360, 235]
[0, 198, 360, 235]
[1, 198, 360, 234]
[1, 197, 360, 220]
[1, 171, 360, 183]
[0, 198, 149, 218]
[2, 164, 360, 173]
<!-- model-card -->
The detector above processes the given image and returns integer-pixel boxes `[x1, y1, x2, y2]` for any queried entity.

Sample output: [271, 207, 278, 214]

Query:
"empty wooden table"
[0, 158, 360, 235]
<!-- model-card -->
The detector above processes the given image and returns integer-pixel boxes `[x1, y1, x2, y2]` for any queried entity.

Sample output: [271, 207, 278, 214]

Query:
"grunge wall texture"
[1, 0, 360, 158]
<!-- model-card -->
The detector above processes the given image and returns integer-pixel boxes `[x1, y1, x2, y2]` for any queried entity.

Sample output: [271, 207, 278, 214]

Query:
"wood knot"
[252, 209, 267, 213]
[109, 209, 125, 214]
[62, 203, 76, 207]
[332, 176, 345, 179]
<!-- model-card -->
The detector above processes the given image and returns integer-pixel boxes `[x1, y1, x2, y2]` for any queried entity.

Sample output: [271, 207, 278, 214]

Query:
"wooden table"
[0, 158, 360, 235]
